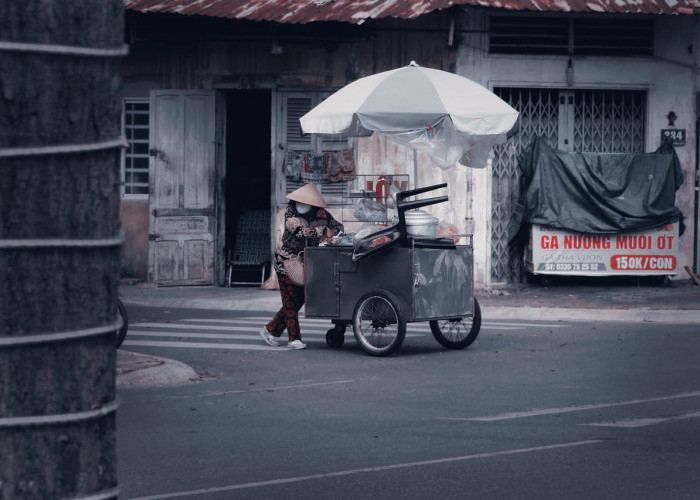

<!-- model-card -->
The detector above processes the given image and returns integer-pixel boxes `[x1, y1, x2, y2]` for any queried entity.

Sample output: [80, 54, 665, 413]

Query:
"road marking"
[127, 329, 422, 340]
[132, 322, 422, 333]
[121, 340, 285, 351]
[182, 318, 569, 329]
[127, 330, 424, 345]
[126, 440, 603, 500]
[124, 331, 270, 340]
[181, 318, 339, 325]
[132, 322, 250, 331]
[199, 380, 356, 396]
[582, 410, 700, 428]
[483, 322, 568, 328]
[130, 322, 343, 334]
[125, 315, 549, 351]
[130, 324, 333, 334]
[453, 390, 700, 421]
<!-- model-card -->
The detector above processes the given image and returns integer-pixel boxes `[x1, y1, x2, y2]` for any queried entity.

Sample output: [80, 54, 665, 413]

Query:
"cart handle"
[395, 183, 449, 246]
[396, 182, 447, 201]
[397, 195, 448, 212]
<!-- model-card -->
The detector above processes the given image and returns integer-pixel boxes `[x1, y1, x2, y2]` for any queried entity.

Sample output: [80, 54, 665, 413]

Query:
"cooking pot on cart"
[395, 209, 440, 238]
[304, 183, 481, 356]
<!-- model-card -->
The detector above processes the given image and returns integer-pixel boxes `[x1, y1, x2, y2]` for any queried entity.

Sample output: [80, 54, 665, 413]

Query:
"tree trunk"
[0, 1, 123, 498]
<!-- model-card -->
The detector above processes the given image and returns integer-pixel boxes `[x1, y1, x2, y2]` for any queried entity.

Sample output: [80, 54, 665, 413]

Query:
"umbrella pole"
[413, 150, 418, 191]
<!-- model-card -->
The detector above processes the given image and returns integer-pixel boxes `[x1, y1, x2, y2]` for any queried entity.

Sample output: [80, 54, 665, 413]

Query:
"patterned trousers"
[266, 271, 305, 342]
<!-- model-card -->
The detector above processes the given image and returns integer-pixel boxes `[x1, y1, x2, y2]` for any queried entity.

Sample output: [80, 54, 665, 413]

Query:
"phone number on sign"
[611, 255, 677, 271]
[540, 263, 604, 272]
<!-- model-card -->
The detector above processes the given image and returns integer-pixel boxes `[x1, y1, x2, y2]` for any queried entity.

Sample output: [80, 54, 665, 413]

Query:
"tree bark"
[0, 1, 123, 498]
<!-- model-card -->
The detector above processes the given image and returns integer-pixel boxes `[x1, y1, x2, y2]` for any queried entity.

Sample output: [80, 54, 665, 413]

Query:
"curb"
[482, 306, 700, 325]
[116, 351, 199, 388]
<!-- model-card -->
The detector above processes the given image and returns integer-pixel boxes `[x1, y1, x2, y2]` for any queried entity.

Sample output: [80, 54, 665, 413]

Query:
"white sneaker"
[259, 328, 280, 347]
[287, 340, 307, 350]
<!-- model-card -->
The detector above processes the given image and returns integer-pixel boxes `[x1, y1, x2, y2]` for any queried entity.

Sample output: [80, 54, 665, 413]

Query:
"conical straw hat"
[285, 183, 327, 208]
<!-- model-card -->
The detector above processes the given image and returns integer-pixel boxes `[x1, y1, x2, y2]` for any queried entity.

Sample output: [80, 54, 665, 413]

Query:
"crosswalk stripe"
[124, 331, 266, 340]
[131, 322, 359, 331]
[123, 316, 564, 352]
[122, 340, 285, 351]
[177, 318, 569, 329]
[131, 321, 538, 334]
[181, 318, 338, 325]
[131, 321, 432, 333]
[127, 329, 424, 340]
[481, 322, 568, 328]
[133, 322, 251, 331]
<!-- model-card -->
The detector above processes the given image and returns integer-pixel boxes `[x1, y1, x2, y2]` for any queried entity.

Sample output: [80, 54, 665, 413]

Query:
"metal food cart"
[304, 183, 481, 356]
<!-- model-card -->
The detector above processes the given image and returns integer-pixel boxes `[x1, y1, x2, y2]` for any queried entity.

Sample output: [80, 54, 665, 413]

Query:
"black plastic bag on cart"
[508, 138, 685, 264]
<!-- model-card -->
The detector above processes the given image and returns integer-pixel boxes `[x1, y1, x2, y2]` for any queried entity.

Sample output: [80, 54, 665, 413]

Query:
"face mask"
[296, 202, 312, 214]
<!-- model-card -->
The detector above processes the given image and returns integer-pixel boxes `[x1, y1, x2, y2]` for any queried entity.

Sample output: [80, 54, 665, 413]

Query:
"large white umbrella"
[300, 61, 519, 171]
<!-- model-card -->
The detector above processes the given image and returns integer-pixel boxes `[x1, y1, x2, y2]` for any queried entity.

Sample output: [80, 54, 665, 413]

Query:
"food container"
[404, 209, 439, 238]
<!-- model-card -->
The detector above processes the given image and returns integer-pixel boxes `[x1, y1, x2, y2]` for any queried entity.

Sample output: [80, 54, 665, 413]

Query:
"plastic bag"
[354, 198, 386, 222]
[326, 232, 355, 246]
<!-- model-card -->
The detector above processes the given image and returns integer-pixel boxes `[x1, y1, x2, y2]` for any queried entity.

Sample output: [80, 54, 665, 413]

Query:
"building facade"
[120, 1, 700, 288]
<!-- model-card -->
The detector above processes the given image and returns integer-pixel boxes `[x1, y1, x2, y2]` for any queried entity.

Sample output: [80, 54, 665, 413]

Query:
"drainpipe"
[694, 91, 699, 272]
[694, 16, 700, 274]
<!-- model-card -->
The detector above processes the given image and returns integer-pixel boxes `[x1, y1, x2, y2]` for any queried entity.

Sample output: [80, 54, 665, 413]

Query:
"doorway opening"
[225, 90, 272, 285]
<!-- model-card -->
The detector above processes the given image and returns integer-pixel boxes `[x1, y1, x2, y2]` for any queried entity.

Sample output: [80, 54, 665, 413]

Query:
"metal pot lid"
[404, 209, 438, 224]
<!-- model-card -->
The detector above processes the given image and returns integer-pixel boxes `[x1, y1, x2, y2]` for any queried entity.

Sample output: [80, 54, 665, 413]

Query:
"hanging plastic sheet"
[512, 138, 684, 237]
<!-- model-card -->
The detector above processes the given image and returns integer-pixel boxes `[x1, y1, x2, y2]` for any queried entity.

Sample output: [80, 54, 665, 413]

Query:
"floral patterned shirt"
[274, 203, 344, 275]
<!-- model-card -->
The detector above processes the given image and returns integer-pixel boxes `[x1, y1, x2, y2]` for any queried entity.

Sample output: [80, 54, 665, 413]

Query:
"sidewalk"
[116, 350, 200, 388]
[116, 277, 700, 388]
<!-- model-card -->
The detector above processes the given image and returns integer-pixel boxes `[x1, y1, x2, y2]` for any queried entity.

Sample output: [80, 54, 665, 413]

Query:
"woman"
[260, 183, 344, 349]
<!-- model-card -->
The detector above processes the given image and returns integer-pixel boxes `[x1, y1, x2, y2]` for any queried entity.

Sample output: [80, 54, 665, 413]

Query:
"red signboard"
[526, 223, 680, 276]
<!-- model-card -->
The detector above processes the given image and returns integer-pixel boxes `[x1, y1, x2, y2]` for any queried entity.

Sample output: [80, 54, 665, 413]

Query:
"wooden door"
[148, 90, 216, 285]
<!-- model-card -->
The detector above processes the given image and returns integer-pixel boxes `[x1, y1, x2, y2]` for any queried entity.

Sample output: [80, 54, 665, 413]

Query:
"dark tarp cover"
[512, 138, 684, 238]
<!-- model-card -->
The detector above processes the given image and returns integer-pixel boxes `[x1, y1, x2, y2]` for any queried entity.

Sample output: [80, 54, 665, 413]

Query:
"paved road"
[117, 305, 700, 499]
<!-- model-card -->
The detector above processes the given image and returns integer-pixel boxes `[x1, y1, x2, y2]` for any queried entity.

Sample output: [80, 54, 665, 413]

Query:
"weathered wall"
[122, 11, 463, 283]
[123, 12, 456, 89]
[121, 10, 699, 285]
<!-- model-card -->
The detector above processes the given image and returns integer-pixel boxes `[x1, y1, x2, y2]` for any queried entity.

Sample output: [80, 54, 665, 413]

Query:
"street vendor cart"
[304, 183, 481, 356]
[297, 62, 518, 356]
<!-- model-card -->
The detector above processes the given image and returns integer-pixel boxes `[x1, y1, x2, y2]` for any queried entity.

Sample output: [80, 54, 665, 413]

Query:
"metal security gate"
[573, 90, 646, 153]
[491, 88, 646, 283]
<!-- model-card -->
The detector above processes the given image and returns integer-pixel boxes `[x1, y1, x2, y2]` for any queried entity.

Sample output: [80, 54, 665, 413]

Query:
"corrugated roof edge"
[122, 0, 700, 24]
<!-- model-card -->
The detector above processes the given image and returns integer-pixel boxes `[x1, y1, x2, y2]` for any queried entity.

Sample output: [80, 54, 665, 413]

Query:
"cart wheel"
[352, 291, 406, 357]
[429, 297, 481, 349]
[326, 326, 346, 349]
